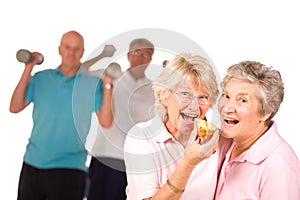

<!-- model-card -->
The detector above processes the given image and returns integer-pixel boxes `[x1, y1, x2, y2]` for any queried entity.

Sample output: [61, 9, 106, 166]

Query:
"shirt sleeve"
[25, 76, 34, 103]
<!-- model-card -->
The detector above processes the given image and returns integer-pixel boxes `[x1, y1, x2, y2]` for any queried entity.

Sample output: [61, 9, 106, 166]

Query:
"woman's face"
[164, 76, 211, 143]
[218, 78, 269, 141]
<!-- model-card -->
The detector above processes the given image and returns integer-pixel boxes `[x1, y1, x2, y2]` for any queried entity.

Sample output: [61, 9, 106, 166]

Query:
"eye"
[221, 93, 229, 99]
[239, 98, 247, 103]
[132, 50, 141, 56]
[198, 95, 209, 100]
[180, 91, 191, 97]
[64, 45, 71, 50]
[143, 53, 150, 58]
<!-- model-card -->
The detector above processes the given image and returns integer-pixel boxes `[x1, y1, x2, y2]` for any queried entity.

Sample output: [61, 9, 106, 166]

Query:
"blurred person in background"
[10, 30, 114, 200]
[83, 38, 156, 200]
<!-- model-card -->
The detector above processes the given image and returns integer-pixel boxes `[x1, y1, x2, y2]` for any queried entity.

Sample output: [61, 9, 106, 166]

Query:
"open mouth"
[180, 113, 198, 121]
[224, 117, 239, 125]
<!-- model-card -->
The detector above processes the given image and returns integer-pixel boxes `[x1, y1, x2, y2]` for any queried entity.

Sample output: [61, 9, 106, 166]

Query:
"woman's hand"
[183, 125, 219, 166]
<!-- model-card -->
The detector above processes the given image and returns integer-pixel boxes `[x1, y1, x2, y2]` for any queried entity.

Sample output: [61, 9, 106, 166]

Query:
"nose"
[223, 100, 236, 113]
[187, 98, 200, 113]
[190, 97, 199, 106]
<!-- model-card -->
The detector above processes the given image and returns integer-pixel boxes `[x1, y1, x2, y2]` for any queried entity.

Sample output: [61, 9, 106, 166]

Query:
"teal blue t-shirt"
[24, 67, 102, 171]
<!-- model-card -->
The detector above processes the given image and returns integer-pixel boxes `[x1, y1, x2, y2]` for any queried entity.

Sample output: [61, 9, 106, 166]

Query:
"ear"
[79, 48, 85, 59]
[58, 46, 62, 56]
[160, 96, 168, 107]
[127, 52, 131, 60]
[160, 90, 171, 107]
[260, 111, 272, 122]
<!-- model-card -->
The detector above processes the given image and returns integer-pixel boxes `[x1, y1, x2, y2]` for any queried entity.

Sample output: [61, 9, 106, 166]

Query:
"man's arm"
[96, 73, 114, 128]
[82, 44, 116, 70]
[9, 52, 40, 113]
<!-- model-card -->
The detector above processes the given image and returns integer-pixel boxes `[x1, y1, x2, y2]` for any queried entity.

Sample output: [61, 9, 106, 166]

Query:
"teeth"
[224, 117, 239, 124]
[224, 117, 235, 121]
[185, 113, 198, 118]
[181, 113, 199, 121]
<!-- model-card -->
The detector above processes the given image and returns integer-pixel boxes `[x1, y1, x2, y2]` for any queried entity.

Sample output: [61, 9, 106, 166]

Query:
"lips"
[180, 112, 198, 121]
[224, 117, 239, 125]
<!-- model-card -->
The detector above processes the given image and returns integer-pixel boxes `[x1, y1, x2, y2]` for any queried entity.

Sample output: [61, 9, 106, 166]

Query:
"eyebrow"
[237, 92, 249, 96]
[223, 90, 249, 96]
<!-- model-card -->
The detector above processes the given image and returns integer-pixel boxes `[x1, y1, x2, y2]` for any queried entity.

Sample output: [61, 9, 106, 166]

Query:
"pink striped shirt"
[124, 116, 231, 200]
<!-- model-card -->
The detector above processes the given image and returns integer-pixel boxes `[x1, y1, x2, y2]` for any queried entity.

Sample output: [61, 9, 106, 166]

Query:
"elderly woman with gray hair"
[215, 61, 300, 199]
[124, 53, 231, 200]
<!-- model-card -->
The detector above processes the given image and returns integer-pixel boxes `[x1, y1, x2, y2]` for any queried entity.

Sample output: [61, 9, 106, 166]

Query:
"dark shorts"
[86, 157, 127, 200]
[17, 162, 86, 200]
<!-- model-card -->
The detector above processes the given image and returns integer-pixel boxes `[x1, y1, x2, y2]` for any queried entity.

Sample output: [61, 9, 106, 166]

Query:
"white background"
[1, 0, 299, 199]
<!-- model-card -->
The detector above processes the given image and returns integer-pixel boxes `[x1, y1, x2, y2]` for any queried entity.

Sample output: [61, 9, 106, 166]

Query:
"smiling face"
[59, 31, 84, 69]
[218, 78, 271, 144]
[164, 75, 211, 145]
[127, 47, 153, 78]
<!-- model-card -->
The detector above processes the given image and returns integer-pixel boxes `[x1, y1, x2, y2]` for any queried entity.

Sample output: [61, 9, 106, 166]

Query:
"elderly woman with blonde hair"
[124, 53, 231, 200]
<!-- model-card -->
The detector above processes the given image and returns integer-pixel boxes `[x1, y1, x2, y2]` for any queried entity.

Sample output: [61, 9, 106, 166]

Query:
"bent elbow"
[100, 120, 113, 128]
[96, 111, 113, 128]
[9, 102, 27, 113]
[9, 106, 21, 113]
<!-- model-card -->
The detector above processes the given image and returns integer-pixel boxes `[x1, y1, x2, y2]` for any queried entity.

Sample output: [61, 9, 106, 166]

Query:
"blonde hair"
[152, 53, 219, 121]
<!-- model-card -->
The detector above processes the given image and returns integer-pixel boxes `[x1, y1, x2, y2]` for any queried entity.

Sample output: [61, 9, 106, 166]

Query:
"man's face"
[127, 48, 153, 72]
[59, 33, 84, 68]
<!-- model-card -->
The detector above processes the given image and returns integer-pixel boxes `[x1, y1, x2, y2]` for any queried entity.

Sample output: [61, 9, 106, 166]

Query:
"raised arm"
[82, 44, 116, 70]
[9, 52, 40, 113]
[95, 73, 114, 128]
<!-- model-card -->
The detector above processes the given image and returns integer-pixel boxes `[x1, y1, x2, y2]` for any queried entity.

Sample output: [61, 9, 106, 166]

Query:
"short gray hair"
[129, 38, 154, 55]
[221, 61, 284, 122]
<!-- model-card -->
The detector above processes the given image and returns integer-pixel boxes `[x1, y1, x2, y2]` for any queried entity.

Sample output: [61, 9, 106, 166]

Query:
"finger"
[208, 129, 220, 147]
[199, 129, 220, 159]
[187, 121, 198, 148]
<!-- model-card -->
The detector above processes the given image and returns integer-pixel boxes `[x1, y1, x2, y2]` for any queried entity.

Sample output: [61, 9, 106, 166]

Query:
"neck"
[128, 69, 145, 80]
[229, 124, 269, 162]
[60, 65, 80, 77]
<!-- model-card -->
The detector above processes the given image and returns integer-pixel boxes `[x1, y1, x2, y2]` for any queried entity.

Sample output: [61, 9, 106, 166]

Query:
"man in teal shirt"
[10, 30, 113, 200]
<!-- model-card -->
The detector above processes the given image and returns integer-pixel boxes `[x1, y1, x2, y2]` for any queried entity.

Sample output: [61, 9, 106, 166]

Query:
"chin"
[219, 128, 232, 139]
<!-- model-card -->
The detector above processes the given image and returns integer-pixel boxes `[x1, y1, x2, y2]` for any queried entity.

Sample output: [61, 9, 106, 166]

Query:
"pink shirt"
[215, 122, 300, 200]
[124, 116, 231, 200]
